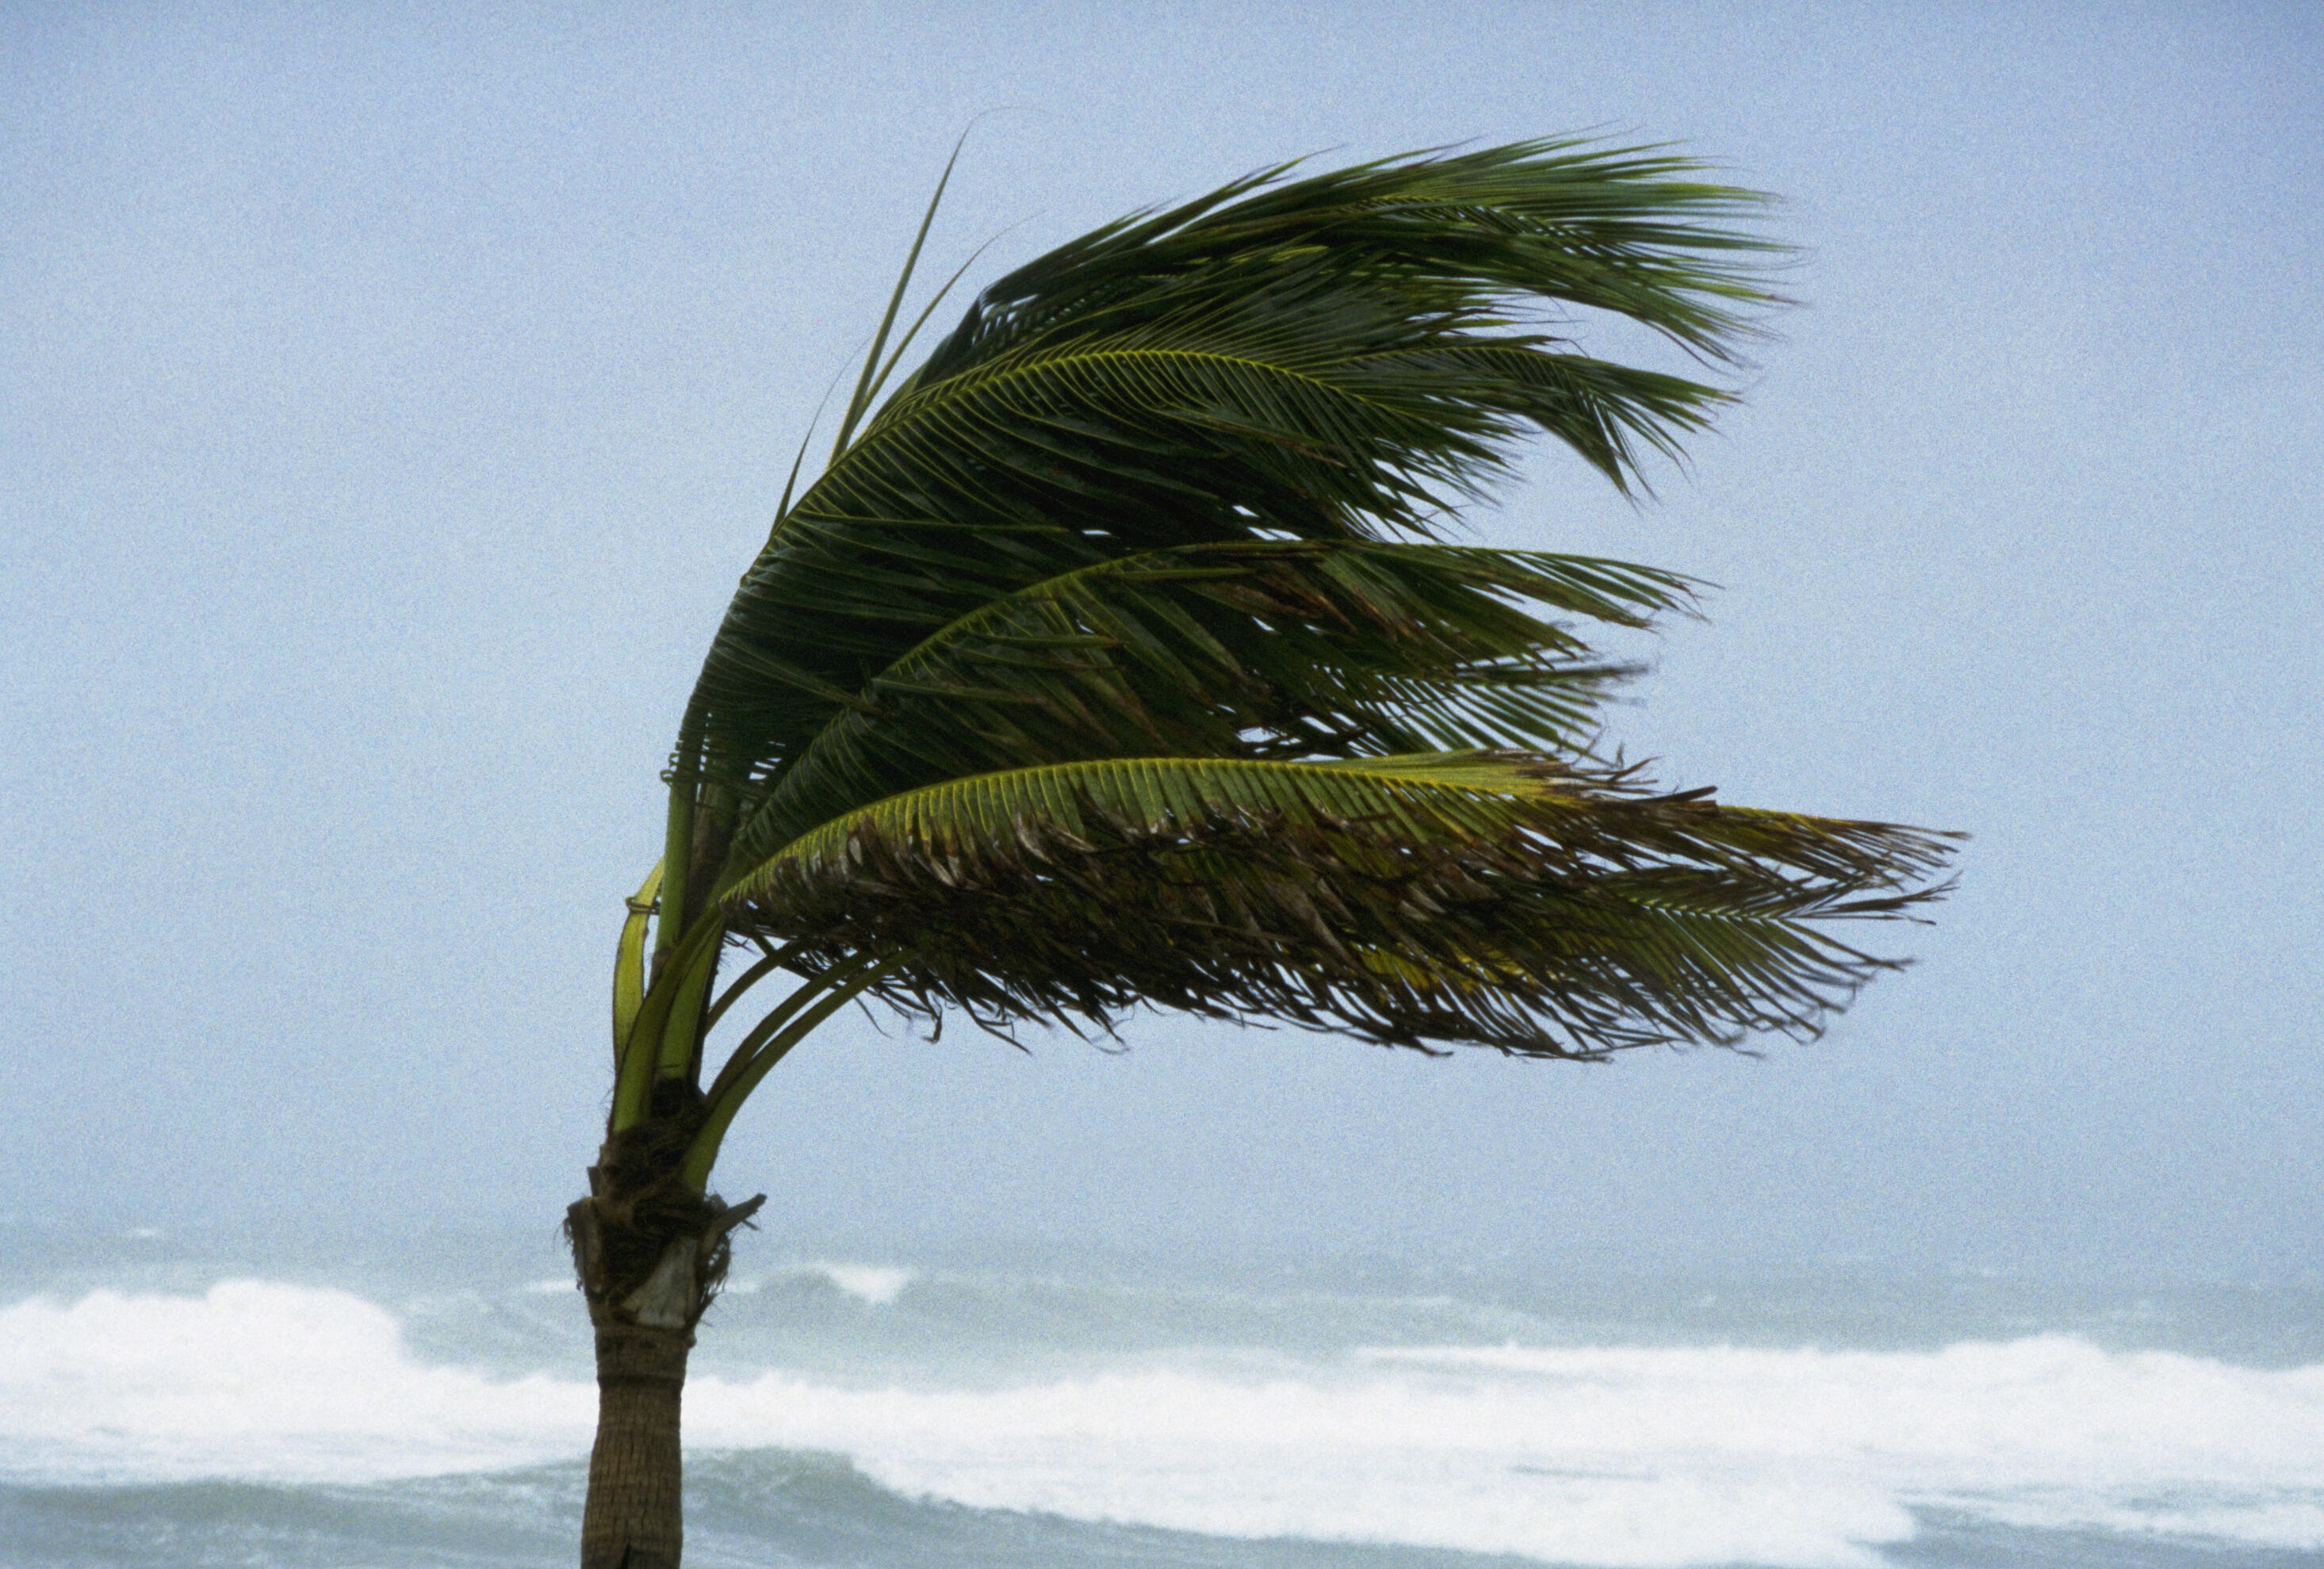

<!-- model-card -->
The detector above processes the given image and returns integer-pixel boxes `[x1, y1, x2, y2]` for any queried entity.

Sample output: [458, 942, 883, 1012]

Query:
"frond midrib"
[768, 336, 1459, 540]
[720, 751, 1568, 904]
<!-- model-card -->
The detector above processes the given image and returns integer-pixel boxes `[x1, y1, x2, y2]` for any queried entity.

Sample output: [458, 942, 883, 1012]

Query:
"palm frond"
[680, 139, 1785, 805]
[723, 541, 1697, 867]
[718, 753, 1955, 1058]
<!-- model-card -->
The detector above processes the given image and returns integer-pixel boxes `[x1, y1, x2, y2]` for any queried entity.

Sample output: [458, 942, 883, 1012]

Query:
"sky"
[5, 2, 2319, 1280]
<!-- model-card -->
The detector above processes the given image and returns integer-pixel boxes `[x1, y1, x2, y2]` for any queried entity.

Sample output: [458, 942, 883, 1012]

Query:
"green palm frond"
[724, 541, 1697, 867]
[717, 753, 1954, 1058]
[676, 138, 1786, 819]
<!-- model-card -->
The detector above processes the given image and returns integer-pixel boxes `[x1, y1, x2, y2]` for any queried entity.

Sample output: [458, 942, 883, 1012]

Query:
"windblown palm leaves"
[617, 137, 1957, 1181]
[725, 752, 1952, 1054]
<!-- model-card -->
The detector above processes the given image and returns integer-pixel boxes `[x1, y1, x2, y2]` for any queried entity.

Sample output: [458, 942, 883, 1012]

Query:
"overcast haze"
[6, 4, 2318, 1279]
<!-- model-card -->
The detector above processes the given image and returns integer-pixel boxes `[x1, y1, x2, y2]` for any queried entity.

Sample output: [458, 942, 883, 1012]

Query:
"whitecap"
[5, 1280, 2320, 1567]
[806, 1261, 913, 1306]
[0, 1281, 592, 1485]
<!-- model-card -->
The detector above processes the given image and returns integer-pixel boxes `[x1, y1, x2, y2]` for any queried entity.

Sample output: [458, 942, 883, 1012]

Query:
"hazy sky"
[6, 4, 2318, 1278]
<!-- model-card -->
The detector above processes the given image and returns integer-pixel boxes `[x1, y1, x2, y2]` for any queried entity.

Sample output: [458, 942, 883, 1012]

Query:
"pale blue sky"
[6, 3, 2318, 1276]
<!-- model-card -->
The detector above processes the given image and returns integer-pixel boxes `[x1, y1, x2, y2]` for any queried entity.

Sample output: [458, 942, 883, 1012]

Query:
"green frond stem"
[698, 950, 883, 1113]
[610, 914, 726, 1134]
[735, 753, 1584, 879]
[702, 938, 808, 1035]
[655, 777, 699, 970]
[611, 859, 664, 1062]
[653, 941, 718, 1081]
[679, 954, 901, 1192]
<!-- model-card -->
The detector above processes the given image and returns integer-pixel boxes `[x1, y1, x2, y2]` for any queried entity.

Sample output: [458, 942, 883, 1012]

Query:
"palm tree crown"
[573, 134, 1958, 1569]
[620, 140, 1952, 1169]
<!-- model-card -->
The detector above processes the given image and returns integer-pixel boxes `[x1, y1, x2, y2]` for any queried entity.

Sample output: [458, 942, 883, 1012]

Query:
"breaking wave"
[4, 1279, 2320, 1567]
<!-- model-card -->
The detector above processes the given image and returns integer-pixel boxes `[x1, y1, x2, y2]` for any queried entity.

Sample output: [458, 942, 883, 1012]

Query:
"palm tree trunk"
[582, 1325, 692, 1569]
[568, 1177, 763, 1569]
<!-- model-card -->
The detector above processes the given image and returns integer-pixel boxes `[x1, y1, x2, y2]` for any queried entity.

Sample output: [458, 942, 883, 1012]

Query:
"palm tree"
[565, 137, 1958, 1568]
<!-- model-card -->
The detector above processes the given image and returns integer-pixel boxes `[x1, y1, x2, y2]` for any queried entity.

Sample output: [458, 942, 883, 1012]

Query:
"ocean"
[2, 1223, 2318, 1568]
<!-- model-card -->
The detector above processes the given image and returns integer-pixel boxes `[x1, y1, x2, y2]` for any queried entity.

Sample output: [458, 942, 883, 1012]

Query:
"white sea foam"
[507, 1260, 911, 1303]
[4, 1280, 2320, 1567]
[0, 1282, 592, 1485]
[685, 1342, 2324, 1567]
[695, 1261, 912, 1302]
[807, 1261, 913, 1306]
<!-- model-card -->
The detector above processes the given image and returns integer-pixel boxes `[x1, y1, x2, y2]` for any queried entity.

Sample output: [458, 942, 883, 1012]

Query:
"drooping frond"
[718, 754, 1955, 1058]
[677, 138, 1786, 808]
[725, 541, 1697, 867]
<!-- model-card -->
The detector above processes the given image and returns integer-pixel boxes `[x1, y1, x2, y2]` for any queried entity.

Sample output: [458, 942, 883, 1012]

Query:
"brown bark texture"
[568, 1126, 763, 1569]
[581, 1326, 691, 1569]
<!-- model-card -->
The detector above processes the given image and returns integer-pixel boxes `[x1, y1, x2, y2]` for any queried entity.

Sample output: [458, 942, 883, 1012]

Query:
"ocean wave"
[0, 1282, 592, 1486]
[718, 1261, 916, 1305]
[3, 1280, 2319, 1567]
